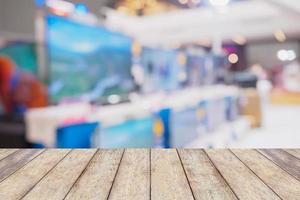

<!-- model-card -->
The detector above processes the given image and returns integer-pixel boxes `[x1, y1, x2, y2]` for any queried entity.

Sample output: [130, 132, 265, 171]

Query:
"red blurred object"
[0, 56, 15, 113]
[0, 56, 48, 114]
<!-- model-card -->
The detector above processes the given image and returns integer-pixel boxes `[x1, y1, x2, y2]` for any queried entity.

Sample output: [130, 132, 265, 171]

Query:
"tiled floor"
[231, 105, 300, 148]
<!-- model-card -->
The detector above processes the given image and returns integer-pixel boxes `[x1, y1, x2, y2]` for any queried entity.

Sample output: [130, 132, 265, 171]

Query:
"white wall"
[0, 0, 37, 40]
[0, 1, 3, 31]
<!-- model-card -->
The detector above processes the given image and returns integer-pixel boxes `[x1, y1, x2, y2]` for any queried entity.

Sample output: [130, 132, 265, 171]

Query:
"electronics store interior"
[1, 0, 300, 148]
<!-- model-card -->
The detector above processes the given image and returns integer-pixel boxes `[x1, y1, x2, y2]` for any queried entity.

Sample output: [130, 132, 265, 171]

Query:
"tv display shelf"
[0, 149, 299, 199]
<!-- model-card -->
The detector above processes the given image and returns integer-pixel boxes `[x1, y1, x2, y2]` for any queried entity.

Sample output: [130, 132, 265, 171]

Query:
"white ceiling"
[0, 0, 111, 41]
[105, 0, 300, 46]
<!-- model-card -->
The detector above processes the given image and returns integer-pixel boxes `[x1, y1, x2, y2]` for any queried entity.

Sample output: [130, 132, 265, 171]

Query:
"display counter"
[25, 85, 242, 148]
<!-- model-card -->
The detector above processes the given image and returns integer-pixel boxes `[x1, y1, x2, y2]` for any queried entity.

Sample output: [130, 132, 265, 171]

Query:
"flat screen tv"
[186, 54, 206, 86]
[140, 47, 181, 93]
[0, 42, 37, 75]
[46, 15, 134, 103]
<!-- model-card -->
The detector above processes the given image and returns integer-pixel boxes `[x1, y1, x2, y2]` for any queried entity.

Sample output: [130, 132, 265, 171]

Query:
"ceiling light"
[274, 30, 286, 43]
[232, 36, 247, 45]
[228, 53, 238, 64]
[287, 50, 296, 61]
[117, 6, 128, 13]
[277, 49, 296, 61]
[191, 0, 201, 4]
[135, 0, 145, 9]
[277, 50, 288, 61]
[209, 0, 230, 6]
[179, 0, 189, 5]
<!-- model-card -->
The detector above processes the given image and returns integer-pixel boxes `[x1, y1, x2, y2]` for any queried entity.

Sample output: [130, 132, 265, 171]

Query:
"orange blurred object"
[0, 56, 15, 87]
[240, 89, 262, 128]
[0, 56, 48, 114]
[271, 88, 300, 105]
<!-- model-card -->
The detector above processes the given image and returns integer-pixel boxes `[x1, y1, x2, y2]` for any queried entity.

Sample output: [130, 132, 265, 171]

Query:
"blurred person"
[269, 65, 284, 88]
[250, 64, 268, 80]
[0, 56, 48, 115]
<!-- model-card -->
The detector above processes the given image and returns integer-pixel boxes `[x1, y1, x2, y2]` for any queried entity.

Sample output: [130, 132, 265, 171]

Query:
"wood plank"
[259, 149, 300, 181]
[0, 149, 18, 161]
[0, 149, 44, 182]
[151, 149, 194, 200]
[232, 149, 300, 200]
[22, 149, 97, 200]
[205, 149, 280, 200]
[65, 149, 124, 200]
[108, 149, 150, 200]
[284, 149, 300, 159]
[0, 149, 70, 200]
[178, 149, 237, 200]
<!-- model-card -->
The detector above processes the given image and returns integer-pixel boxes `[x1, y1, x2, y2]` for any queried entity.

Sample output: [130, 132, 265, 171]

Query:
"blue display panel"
[186, 55, 206, 86]
[46, 15, 134, 103]
[98, 117, 154, 148]
[171, 107, 204, 147]
[0, 42, 37, 75]
[140, 47, 181, 93]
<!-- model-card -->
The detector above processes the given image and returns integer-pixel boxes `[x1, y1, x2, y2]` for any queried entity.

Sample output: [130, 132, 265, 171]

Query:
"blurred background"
[0, 0, 300, 148]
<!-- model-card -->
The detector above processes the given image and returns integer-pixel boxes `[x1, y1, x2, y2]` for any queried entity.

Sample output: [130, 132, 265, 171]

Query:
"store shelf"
[25, 85, 241, 148]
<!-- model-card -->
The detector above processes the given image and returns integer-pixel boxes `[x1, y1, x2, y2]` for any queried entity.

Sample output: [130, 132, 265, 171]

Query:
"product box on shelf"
[240, 89, 262, 128]
[170, 106, 201, 147]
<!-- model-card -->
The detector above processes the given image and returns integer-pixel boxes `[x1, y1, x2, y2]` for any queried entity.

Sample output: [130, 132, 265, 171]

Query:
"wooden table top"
[0, 149, 299, 200]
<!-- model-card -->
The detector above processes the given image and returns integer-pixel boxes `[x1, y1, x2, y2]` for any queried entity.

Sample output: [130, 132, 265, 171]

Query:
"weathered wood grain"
[22, 149, 97, 200]
[0, 149, 298, 200]
[0, 149, 43, 182]
[205, 149, 281, 200]
[65, 149, 124, 200]
[232, 149, 300, 200]
[284, 149, 300, 160]
[151, 149, 194, 200]
[178, 149, 237, 200]
[0, 149, 70, 200]
[0, 149, 18, 161]
[108, 149, 150, 200]
[259, 149, 300, 181]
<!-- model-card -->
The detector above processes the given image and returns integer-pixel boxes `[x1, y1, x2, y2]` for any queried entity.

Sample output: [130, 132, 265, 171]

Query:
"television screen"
[96, 117, 154, 148]
[140, 47, 182, 93]
[186, 54, 206, 86]
[0, 42, 37, 75]
[46, 15, 134, 103]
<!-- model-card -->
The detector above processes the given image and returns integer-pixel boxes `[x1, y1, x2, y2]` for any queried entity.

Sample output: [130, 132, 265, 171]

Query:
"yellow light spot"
[179, 0, 188, 5]
[196, 108, 205, 119]
[232, 35, 246, 45]
[192, 0, 201, 4]
[228, 53, 239, 64]
[177, 53, 187, 66]
[274, 30, 286, 43]
[117, 6, 128, 13]
[132, 41, 142, 56]
[153, 118, 164, 137]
